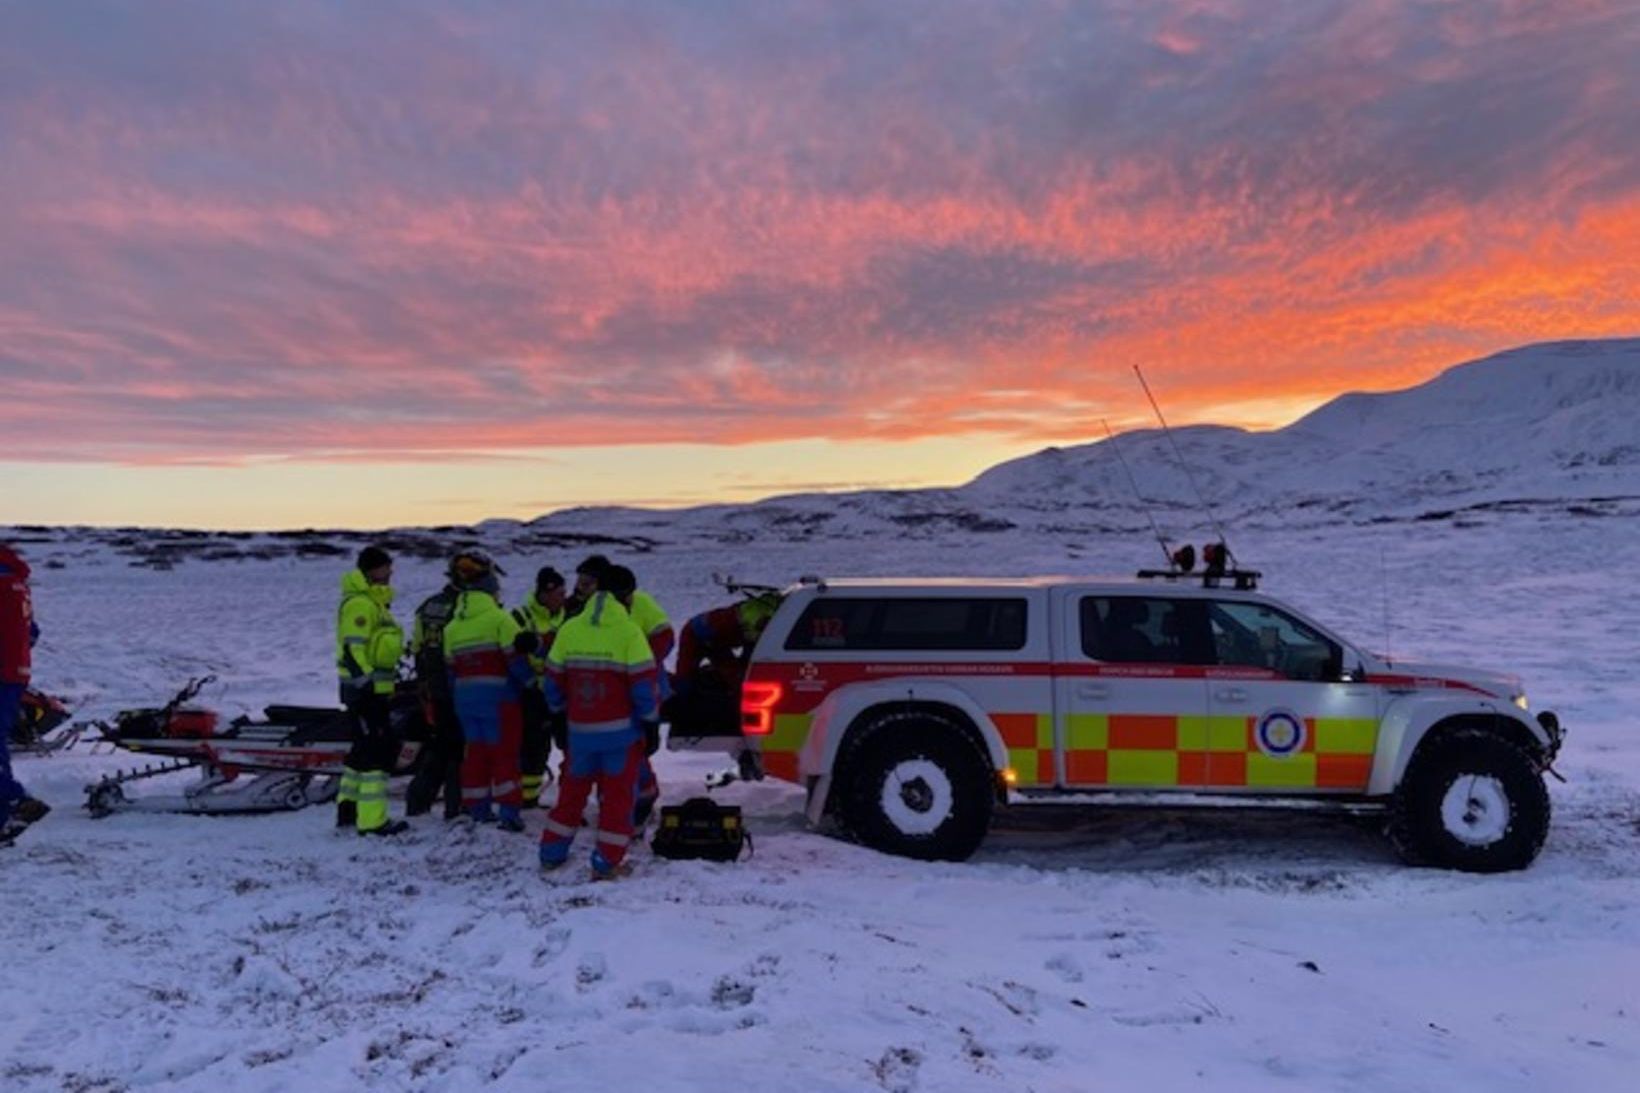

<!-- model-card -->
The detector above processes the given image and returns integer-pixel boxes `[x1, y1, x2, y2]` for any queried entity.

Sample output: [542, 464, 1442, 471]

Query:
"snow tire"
[1389, 728, 1549, 873]
[835, 710, 993, 862]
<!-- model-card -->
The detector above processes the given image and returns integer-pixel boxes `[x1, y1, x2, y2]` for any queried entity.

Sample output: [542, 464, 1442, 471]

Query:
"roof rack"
[1134, 540, 1259, 590]
[1136, 567, 1262, 591]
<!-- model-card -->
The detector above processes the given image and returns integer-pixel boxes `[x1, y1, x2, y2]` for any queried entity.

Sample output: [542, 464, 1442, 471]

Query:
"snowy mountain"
[962, 337, 1640, 526]
[547, 336, 1640, 544]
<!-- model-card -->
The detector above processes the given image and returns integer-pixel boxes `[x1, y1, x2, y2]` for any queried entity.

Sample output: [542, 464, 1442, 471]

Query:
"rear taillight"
[740, 681, 783, 736]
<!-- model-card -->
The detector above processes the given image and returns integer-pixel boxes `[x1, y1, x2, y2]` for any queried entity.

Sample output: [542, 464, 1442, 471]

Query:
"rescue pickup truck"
[669, 573, 1564, 872]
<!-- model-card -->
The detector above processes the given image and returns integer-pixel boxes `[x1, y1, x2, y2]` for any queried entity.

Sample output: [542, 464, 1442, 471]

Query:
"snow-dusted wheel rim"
[1389, 728, 1550, 873]
[1439, 774, 1511, 847]
[879, 759, 955, 836]
[837, 712, 994, 861]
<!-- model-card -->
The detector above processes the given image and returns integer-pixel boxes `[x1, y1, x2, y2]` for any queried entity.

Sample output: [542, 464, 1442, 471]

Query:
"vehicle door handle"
[1214, 687, 1248, 703]
[1076, 683, 1110, 700]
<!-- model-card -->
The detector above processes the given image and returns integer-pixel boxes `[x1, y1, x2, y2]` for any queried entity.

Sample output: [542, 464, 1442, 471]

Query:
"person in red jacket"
[538, 565, 661, 878]
[673, 592, 782, 694]
[1, 542, 50, 843]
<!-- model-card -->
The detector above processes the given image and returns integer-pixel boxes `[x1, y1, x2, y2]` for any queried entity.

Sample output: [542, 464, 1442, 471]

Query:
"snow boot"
[360, 819, 409, 837]
[498, 807, 525, 834]
[335, 800, 357, 829]
[589, 850, 631, 881]
[13, 797, 49, 825]
[539, 842, 570, 874]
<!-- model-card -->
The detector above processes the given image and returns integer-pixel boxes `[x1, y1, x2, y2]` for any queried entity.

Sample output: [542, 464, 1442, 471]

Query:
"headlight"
[1513, 693, 1529, 711]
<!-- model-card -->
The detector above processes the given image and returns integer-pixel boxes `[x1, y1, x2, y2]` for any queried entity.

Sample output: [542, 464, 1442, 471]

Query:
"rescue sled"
[84, 677, 429, 818]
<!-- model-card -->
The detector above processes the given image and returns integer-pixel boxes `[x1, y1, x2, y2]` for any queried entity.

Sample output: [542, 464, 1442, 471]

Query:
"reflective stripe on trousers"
[338, 766, 361, 804]
[541, 815, 577, 841]
[355, 770, 390, 832]
[570, 717, 635, 735]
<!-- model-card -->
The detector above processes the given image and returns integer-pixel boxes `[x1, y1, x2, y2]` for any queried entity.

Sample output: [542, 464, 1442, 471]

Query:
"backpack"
[414, 589, 458, 698]
[649, 797, 752, 862]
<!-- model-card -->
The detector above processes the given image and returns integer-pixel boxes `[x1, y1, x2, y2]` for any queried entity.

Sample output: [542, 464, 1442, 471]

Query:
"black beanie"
[536, 565, 565, 590]
[601, 564, 637, 597]
[357, 545, 392, 572]
[576, 554, 611, 578]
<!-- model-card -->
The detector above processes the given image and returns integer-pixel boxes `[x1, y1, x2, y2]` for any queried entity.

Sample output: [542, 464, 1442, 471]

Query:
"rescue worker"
[673, 592, 782, 694]
[406, 553, 486, 819]
[1, 541, 49, 845]
[624, 569, 673, 828]
[570, 555, 672, 825]
[565, 554, 609, 619]
[538, 564, 660, 879]
[335, 545, 408, 836]
[442, 552, 533, 831]
[511, 566, 568, 807]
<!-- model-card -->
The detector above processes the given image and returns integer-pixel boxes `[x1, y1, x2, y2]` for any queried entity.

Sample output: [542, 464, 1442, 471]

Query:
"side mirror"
[1336, 654, 1364, 683]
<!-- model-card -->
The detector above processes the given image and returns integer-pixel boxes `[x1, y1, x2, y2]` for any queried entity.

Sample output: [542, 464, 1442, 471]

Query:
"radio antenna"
[1380, 545, 1394, 666]
[1133, 364, 1235, 562]
[1102, 419, 1175, 570]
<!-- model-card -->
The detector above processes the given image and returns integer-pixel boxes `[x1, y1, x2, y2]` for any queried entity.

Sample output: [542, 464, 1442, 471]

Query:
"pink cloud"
[0, 0, 1635, 467]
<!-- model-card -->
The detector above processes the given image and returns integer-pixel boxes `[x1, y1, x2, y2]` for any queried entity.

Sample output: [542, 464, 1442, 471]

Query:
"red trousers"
[539, 739, 642, 867]
[460, 717, 522, 812]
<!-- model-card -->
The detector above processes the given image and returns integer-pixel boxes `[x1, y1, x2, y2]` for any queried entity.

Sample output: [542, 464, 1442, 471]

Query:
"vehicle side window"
[1208, 601, 1341, 681]
[785, 597, 1028, 652]
[1080, 597, 1212, 664]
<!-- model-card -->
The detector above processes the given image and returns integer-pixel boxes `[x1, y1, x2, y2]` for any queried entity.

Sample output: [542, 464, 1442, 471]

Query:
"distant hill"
[7, 338, 1639, 565]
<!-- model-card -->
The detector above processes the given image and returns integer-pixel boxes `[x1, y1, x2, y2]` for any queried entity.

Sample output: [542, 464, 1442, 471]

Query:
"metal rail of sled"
[83, 711, 350, 819]
[85, 758, 338, 818]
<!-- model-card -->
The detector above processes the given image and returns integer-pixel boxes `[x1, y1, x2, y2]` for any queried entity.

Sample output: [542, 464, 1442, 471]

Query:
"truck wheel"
[1389, 729, 1549, 872]
[836, 713, 993, 862]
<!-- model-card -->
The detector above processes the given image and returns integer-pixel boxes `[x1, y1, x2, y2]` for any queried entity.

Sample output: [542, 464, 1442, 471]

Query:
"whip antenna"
[1380, 545, 1394, 666]
[1134, 364, 1235, 562]
[1102, 419, 1175, 570]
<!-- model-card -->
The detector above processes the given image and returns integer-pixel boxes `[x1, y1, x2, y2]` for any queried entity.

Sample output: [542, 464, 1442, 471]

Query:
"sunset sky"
[3, 1, 1637, 529]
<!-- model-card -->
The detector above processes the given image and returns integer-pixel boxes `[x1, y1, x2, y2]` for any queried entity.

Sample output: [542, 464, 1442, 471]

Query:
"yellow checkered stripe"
[997, 713, 1379, 790]
[752, 705, 1378, 793]
[758, 712, 814, 783]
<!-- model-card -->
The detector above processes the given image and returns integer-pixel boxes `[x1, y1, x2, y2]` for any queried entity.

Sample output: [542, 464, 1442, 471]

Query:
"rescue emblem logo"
[1255, 709, 1306, 758]
[795, 662, 826, 692]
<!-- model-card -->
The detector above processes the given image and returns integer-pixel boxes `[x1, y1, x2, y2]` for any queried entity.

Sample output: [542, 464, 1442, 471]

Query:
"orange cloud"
[0, 0, 1636, 471]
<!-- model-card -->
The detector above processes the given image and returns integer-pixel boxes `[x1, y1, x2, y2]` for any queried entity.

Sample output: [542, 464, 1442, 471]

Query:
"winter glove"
[512, 630, 540, 655]
[547, 709, 568, 751]
[641, 719, 662, 757]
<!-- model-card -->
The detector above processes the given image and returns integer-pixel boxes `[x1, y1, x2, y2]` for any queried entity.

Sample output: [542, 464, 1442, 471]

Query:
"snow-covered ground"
[4, 505, 1639, 1092]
